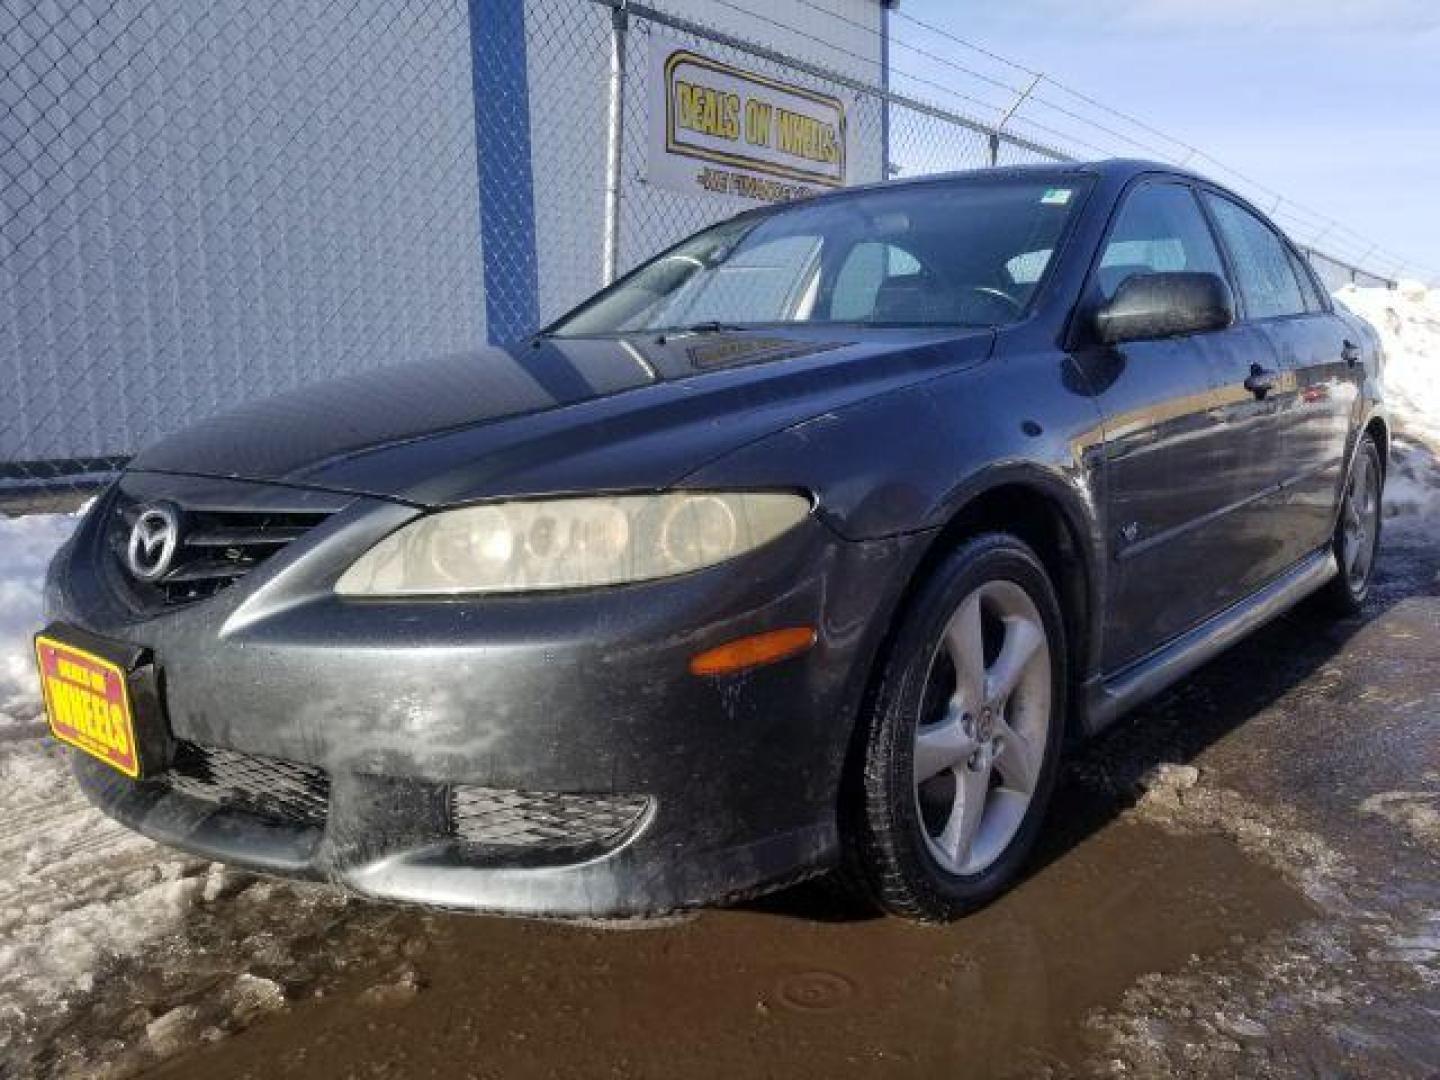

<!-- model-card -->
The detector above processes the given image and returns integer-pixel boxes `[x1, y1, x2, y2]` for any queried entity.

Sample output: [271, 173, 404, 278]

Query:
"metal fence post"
[990, 73, 1040, 169]
[880, 2, 891, 178]
[602, 0, 629, 285]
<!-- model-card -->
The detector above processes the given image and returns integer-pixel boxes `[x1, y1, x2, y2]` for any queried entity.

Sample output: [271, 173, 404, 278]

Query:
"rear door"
[1271, 244, 1362, 552]
[1200, 192, 1356, 584]
[1074, 181, 1256, 670]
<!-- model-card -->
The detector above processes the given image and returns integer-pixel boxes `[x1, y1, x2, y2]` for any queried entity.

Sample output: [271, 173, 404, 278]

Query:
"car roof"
[854, 158, 1198, 194]
[729, 159, 1211, 222]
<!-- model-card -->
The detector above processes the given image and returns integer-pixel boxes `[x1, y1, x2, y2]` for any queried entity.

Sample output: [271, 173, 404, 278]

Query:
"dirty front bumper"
[47, 473, 925, 917]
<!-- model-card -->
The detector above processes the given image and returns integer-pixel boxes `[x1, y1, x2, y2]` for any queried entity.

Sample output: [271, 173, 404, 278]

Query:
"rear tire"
[845, 533, 1067, 922]
[1317, 434, 1383, 615]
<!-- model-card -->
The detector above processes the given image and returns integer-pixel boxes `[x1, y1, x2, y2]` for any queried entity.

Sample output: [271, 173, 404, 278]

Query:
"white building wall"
[653, 0, 884, 74]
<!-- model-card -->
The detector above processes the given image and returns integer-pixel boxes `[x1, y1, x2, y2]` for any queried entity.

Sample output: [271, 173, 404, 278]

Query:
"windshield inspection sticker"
[1040, 188, 1073, 205]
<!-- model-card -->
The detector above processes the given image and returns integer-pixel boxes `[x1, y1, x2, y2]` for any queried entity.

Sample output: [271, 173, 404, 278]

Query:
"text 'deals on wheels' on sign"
[647, 37, 853, 205]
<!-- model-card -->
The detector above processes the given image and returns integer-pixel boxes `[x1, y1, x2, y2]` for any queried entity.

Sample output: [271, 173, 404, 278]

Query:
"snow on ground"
[0, 507, 416, 1078]
[0, 285, 1435, 1076]
[0, 511, 80, 724]
[0, 505, 215, 1073]
[0, 737, 195, 1043]
[1336, 280, 1440, 446]
[1085, 764, 1440, 1077]
[1335, 280, 1440, 522]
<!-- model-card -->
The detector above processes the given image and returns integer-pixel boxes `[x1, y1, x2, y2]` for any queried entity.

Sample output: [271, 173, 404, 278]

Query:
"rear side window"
[1097, 183, 1226, 300]
[1287, 247, 1328, 314]
[1203, 194, 1307, 319]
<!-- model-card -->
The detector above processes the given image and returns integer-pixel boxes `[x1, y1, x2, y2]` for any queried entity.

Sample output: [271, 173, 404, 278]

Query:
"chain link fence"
[602, 2, 1087, 283]
[2, 0, 488, 507]
[0, 0, 1408, 507]
[1302, 247, 1396, 292]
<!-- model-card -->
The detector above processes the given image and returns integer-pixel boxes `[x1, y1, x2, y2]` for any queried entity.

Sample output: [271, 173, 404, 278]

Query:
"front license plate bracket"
[34, 622, 171, 779]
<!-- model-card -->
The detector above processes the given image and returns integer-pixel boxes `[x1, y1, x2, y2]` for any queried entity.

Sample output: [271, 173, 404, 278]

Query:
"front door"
[1073, 180, 1259, 671]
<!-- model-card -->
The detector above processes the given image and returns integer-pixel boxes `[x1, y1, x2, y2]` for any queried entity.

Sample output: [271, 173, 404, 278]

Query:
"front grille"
[164, 741, 330, 830]
[449, 785, 649, 855]
[111, 495, 332, 606]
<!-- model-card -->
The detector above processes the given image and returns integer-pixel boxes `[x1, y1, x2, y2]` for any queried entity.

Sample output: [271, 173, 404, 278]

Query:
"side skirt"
[1081, 547, 1338, 735]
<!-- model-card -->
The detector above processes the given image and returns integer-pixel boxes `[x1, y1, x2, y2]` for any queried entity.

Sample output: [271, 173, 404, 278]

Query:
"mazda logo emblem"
[126, 504, 182, 581]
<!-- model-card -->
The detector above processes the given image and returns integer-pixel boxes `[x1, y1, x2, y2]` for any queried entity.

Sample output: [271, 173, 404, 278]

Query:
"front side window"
[1096, 182, 1226, 300]
[1203, 194, 1307, 319]
[549, 177, 1093, 336]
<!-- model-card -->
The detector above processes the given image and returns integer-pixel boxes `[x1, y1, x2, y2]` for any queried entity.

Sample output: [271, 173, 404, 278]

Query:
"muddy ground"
[10, 518, 1438, 1080]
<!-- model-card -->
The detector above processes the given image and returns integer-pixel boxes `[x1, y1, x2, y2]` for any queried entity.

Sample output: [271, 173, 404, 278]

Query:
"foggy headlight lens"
[334, 491, 810, 596]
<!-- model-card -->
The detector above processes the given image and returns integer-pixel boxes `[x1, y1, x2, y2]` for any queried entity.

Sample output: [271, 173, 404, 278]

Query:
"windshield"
[549, 176, 1091, 337]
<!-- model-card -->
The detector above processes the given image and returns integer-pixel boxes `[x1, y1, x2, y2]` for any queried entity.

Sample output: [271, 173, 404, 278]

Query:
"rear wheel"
[1319, 434, 1383, 614]
[846, 533, 1066, 921]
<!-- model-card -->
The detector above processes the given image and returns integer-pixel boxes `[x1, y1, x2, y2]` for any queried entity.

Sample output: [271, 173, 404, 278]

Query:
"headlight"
[335, 491, 811, 596]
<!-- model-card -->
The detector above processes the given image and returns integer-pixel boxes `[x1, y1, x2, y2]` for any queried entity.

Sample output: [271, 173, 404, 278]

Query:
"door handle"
[1342, 339, 1361, 366]
[1244, 363, 1277, 399]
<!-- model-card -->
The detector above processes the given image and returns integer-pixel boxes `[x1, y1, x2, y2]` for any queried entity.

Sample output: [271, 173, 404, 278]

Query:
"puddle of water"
[139, 820, 1310, 1080]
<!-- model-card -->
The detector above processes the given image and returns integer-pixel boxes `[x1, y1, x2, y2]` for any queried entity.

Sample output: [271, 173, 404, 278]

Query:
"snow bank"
[1334, 282, 1440, 522]
[0, 510, 80, 723]
[1336, 281, 1440, 444]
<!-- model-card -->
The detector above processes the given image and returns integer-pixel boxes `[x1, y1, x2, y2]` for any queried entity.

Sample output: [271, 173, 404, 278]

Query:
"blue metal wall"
[470, 0, 540, 344]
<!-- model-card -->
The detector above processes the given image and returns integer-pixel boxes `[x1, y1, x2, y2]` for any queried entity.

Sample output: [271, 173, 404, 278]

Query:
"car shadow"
[751, 441, 1440, 923]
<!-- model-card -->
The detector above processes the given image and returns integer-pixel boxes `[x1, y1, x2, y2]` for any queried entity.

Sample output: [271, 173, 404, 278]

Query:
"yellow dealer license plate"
[35, 634, 142, 778]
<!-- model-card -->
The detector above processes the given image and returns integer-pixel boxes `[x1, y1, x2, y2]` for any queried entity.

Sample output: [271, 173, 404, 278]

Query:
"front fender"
[680, 349, 1110, 681]
[678, 351, 1105, 546]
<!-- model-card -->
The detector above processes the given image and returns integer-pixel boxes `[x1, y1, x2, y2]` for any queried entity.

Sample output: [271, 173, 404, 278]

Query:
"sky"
[893, 0, 1440, 283]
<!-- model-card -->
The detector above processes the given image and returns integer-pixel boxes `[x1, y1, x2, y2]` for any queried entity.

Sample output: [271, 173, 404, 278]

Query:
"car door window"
[1097, 183, 1226, 301]
[1286, 248, 1328, 314]
[1203, 194, 1307, 319]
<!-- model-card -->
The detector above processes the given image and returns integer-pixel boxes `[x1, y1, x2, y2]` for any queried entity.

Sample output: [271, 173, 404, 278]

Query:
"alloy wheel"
[912, 579, 1053, 876]
[1342, 449, 1380, 592]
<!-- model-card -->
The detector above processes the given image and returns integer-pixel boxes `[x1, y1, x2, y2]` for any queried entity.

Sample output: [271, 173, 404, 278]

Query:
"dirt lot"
[3, 515, 1424, 1079]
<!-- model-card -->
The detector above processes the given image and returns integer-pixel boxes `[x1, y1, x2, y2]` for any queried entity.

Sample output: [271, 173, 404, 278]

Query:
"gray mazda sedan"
[39, 160, 1385, 921]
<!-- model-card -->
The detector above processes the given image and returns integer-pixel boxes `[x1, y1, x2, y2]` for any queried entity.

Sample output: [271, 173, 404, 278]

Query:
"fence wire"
[2, 0, 488, 503]
[0, 0, 1409, 505]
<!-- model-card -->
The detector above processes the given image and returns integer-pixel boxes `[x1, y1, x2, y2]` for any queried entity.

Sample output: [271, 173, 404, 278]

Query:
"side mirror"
[1092, 271, 1235, 345]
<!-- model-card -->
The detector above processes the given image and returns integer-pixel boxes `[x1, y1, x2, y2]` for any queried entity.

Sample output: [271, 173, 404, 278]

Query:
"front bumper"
[49, 473, 927, 916]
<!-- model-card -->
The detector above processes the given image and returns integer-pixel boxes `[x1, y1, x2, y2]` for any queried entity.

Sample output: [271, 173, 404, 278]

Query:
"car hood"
[128, 327, 994, 507]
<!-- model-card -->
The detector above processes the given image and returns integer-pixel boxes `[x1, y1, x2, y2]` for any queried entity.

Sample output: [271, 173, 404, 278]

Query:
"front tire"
[847, 533, 1067, 922]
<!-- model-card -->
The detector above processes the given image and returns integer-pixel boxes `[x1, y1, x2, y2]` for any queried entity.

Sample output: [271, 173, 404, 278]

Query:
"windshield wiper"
[681, 320, 752, 334]
[654, 320, 752, 344]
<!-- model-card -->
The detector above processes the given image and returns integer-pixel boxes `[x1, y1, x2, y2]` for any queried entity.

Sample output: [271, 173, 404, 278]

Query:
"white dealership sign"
[647, 37, 853, 204]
